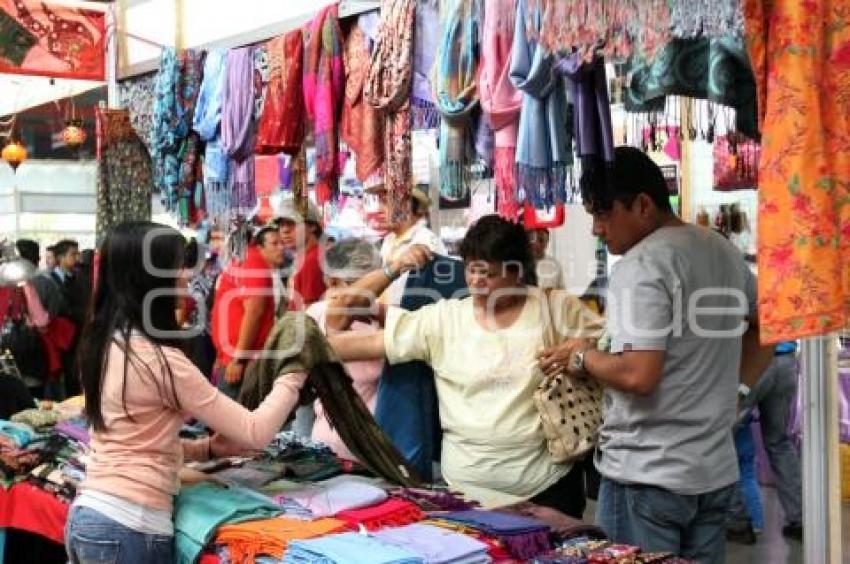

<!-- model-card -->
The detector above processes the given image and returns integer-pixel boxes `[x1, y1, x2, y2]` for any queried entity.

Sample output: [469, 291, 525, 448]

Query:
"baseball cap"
[270, 193, 322, 224]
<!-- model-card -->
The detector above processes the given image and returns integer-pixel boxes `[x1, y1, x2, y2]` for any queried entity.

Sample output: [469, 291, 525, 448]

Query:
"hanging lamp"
[58, 96, 87, 150]
[1, 139, 27, 171]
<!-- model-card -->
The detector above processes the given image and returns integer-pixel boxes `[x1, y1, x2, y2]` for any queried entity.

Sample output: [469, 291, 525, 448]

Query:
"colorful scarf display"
[510, 0, 570, 207]
[479, 0, 522, 221]
[256, 30, 306, 156]
[221, 47, 257, 216]
[303, 5, 344, 205]
[0, 0, 105, 80]
[411, 0, 441, 129]
[433, 0, 480, 201]
[364, 0, 416, 225]
[215, 517, 346, 562]
[341, 23, 384, 182]
[335, 498, 424, 531]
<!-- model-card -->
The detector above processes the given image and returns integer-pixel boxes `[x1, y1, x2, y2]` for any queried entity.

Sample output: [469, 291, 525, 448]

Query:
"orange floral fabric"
[745, 0, 850, 342]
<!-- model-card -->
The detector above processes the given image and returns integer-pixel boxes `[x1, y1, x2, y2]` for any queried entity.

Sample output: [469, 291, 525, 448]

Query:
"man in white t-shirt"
[366, 184, 447, 306]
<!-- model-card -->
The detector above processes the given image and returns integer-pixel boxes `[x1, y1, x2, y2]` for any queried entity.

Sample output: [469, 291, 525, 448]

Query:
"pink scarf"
[303, 5, 344, 204]
[479, 0, 522, 222]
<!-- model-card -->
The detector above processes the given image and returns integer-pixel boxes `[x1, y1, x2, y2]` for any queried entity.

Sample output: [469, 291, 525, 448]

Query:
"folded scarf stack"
[215, 516, 346, 563]
[284, 532, 423, 564]
[10, 409, 60, 432]
[279, 476, 388, 518]
[372, 523, 491, 564]
[438, 510, 552, 560]
[303, 5, 344, 205]
[335, 498, 424, 531]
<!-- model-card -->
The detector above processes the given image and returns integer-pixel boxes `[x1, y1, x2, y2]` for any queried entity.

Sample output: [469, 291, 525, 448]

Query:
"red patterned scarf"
[256, 30, 306, 156]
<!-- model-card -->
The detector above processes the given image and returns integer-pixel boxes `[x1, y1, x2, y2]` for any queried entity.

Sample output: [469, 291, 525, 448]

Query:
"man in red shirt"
[275, 197, 327, 311]
[210, 226, 285, 397]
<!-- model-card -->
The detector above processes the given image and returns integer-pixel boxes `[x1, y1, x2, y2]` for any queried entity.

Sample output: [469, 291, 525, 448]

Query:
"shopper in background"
[306, 238, 385, 462]
[49, 239, 84, 397]
[68, 221, 307, 564]
[526, 227, 565, 290]
[555, 147, 760, 563]
[44, 245, 57, 271]
[275, 196, 327, 311]
[210, 226, 286, 398]
[15, 239, 64, 320]
[366, 184, 446, 307]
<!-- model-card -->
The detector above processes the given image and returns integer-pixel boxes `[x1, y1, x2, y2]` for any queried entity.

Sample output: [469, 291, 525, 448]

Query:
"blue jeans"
[65, 505, 173, 564]
[597, 478, 734, 564]
[730, 417, 765, 530]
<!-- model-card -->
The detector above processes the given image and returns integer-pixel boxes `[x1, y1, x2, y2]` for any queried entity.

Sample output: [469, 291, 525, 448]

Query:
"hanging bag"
[533, 288, 604, 464]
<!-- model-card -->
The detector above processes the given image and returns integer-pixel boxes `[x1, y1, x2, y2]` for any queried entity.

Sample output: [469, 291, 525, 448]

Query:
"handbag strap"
[539, 287, 559, 349]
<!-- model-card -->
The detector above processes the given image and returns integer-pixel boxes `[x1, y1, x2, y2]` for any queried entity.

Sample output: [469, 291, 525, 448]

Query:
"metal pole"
[105, 6, 119, 109]
[801, 335, 842, 564]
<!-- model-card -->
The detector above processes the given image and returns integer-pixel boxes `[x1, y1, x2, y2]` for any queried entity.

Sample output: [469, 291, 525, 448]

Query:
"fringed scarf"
[433, 0, 480, 201]
[303, 5, 344, 205]
[527, 0, 671, 61]
[555, 52, 614, 166]
[150, 48, 181, 210]
[479, 0, 522, 221]
[341, 23, 384, 182]
[221, 47, 257, 216]
[510, 0, 570, 207]
[412, 0, 441, 129]
[193, 48, 229, 228]
[364, 0, 416, 225]
[256, 30, 306, 156]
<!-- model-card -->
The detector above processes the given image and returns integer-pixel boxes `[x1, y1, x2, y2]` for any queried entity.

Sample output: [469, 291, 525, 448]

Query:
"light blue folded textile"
[284, 532, 424, 564]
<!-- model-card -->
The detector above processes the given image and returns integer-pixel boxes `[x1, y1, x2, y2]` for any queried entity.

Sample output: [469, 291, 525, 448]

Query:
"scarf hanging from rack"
[256, 30, 306, 156]
[341, 23, 384, 182]
[433, 0, 480, 201]
[193, 49, 229, 227]
[117, 73, 156, 154]
[253, 45, 270, 121]
[412, 0, 441, 129]
[555, 52, 614, 166]
[526, 0, 671, 61]
[303, 5, 344, 205]
[510, 0, 570, 208]
[364, 0, 415, 225]
[222, 47, 257, 216]
[479, 0, 522, 221]
[670, 0, 744, 39]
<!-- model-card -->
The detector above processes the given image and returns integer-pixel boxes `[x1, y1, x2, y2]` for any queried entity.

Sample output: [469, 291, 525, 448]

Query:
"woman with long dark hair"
[66, 222, 306, 564]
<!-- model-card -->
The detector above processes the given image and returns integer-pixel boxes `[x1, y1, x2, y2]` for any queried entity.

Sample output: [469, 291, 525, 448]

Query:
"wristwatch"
[382, 263, 400, 281]
[570, 349, 587, 372]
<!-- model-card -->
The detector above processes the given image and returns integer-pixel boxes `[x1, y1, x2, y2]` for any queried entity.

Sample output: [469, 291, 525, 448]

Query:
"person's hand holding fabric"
[389, 243, 433, 276]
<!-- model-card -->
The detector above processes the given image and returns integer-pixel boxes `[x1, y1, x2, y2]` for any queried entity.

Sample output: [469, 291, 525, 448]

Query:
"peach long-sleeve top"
[83, 336, 306, 512]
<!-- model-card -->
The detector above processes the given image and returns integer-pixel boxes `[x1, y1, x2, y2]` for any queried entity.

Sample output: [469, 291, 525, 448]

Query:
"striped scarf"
[303, 5, 344, 205]
[364, 0, 416, 226]
[433, 0, 480, 201]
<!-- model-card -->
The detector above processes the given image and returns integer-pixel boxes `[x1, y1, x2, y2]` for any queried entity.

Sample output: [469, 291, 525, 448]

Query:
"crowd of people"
[0, 148, 805, 564]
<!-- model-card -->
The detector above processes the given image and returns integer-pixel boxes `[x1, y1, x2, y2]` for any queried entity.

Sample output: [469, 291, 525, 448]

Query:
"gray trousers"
[730, 354, 803, 526]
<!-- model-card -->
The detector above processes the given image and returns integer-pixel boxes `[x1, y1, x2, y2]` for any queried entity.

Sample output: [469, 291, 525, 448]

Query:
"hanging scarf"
[433, 0, 480, 201]
[527, 0, 671, 61]
[253, 45, 270, 121]
[364, 0, 415, 225]
[479, 0, 522, 221]
[554, 52, 614, 165]
[176, 50, 205, 226]
[670, 0, 744, 39]
[256, 30, 306, 156]
[412, 0, 441, 129]
[149, 48, 180, 209]
[341, 23, 384, 182]
[221, 47, 257, 216]
[510, 0, 570, 207]
[193, 49, 229, 227]
[303, 5, 344, 205]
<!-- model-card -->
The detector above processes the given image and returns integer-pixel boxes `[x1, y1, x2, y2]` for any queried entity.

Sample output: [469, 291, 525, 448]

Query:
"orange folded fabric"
[214, 517, 346, 563]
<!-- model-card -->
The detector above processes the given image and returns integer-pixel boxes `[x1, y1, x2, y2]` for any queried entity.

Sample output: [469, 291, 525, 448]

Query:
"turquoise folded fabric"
[284, 532, 424, 564]
[174, 482, 282, 564]
[0, 420, 37, 448]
